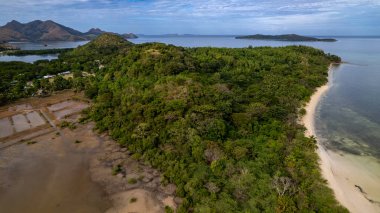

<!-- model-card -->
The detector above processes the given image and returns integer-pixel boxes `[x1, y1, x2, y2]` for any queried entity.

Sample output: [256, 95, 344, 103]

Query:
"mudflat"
[0, 91, 181, 213]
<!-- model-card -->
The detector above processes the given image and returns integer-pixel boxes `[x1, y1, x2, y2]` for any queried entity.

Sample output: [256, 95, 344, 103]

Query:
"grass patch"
[130, 197, 137, 203]
[26, 141, 37, 145]
[127, 178, 137, 184]
[112, 164, 123, 175]
[165, 206, 174, 213]
[59, 121, 77, 130]
[74, 140, 82, 144]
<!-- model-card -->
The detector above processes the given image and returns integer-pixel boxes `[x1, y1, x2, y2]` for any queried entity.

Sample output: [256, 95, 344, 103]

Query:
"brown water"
[0, 128, 111, 213]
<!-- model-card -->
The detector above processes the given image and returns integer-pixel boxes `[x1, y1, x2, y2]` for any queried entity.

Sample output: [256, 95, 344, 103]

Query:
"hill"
[84, 28, 138, 39]
[84, 42, 345, 212]
[0, 20, 138, 42]
[236, 34, 337, 42]
[0, 20, 86, 42]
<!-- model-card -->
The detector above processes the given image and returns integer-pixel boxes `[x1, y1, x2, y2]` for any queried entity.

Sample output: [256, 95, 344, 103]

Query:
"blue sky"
[0, 0, 379, 35]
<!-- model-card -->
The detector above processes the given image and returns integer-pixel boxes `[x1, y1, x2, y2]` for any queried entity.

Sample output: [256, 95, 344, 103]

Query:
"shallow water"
[8, 41, 88, 50]
[0, 54, 58, 63]
[0, 41, 88, 63]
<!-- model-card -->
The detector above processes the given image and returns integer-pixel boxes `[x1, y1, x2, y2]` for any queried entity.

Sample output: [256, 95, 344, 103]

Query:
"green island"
[236, 34, 337, 42]
[0, 34, 346, 212]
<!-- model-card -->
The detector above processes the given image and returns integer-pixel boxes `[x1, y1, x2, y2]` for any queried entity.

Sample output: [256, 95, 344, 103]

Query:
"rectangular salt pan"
[12, 114, 31, 132]
[26, 111, 46, 128]
[47, 101, 76, 112]
[0, 117, 14, 138]
[53, 103, 89, 119]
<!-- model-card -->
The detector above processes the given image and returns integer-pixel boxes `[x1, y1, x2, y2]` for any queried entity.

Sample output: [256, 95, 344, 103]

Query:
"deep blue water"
[1, 36, 379, 157]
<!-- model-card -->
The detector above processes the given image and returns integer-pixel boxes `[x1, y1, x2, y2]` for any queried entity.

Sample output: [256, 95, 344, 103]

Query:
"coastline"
[302, 64, 380, 213]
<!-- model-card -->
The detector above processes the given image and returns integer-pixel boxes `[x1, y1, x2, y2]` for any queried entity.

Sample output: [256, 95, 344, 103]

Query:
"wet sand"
[0, 92, 111, 213]
[302, 65, 380, 213]
[0, 126, 111, 213]
[0, 91, 179, 213]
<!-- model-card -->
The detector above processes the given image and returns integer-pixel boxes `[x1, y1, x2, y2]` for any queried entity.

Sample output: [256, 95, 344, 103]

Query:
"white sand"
[302, 66, 380, 213]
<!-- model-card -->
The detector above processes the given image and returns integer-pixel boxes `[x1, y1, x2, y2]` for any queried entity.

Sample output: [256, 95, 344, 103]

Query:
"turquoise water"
[2, 36, 380, 158]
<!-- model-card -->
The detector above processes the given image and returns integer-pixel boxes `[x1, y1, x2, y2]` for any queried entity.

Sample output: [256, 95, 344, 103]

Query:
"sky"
[0, 0, 379, 35]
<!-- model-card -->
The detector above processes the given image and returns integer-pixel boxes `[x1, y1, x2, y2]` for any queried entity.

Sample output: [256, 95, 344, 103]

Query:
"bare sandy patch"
[106, 189, 164, 213]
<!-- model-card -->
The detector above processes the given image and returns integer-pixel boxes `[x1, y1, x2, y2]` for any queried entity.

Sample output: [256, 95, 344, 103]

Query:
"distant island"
[236, 34, 337, 42]
[0, 42, 19, 51]
[0, 20, 138, 42]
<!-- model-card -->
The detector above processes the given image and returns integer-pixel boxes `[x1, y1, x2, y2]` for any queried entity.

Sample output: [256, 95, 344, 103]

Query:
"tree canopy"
[0, 34, 346, 212]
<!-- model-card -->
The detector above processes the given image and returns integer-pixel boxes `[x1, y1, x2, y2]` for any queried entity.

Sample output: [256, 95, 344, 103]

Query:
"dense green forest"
[0, 35, 129, 104]
[0, 34, 345, 212]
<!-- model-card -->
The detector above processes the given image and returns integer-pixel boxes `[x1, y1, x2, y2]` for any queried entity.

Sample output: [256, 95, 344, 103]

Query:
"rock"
[142, 176, 153, 183]
[146, 180, 159, 188]
[174, 197, 183, 204]
[161, 184, 176, 195]
[153, 170, 160, 176]
[125, 173, 139, 180]
[162, 196, 177, 210]
[120, 148, 127, 152]
[108, 152, 125, 161]
[116, 173, 124, 178]
[144, 173, 154, 180]
[113, 159, 124, 167]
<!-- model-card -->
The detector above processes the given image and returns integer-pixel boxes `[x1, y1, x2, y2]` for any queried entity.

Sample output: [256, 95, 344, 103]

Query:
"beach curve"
[301, 65, 380, 213]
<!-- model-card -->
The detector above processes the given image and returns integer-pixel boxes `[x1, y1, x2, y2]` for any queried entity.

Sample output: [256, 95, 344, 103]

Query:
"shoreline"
[302, 64, 380, 213]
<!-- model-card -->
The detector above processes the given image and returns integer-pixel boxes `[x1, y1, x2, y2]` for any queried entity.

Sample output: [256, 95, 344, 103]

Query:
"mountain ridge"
[0, 20, 137, 42]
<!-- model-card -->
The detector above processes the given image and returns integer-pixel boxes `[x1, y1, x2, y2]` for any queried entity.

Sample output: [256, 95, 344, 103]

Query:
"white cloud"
[0, 0, 379, 34]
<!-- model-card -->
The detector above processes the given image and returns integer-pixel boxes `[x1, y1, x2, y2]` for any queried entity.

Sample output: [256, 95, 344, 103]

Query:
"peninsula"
[236, 34, 337, 42]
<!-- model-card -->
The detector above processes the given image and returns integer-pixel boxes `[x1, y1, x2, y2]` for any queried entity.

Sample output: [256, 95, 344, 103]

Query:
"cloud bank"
[0, 0, 379, 35]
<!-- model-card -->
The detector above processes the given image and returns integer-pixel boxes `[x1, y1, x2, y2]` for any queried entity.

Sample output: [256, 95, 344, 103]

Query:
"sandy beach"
[302, 65, 380, 213]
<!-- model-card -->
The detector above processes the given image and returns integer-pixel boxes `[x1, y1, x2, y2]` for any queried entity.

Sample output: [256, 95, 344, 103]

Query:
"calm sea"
[1, 36, 380, 158]
[0, 41, 88, 62]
